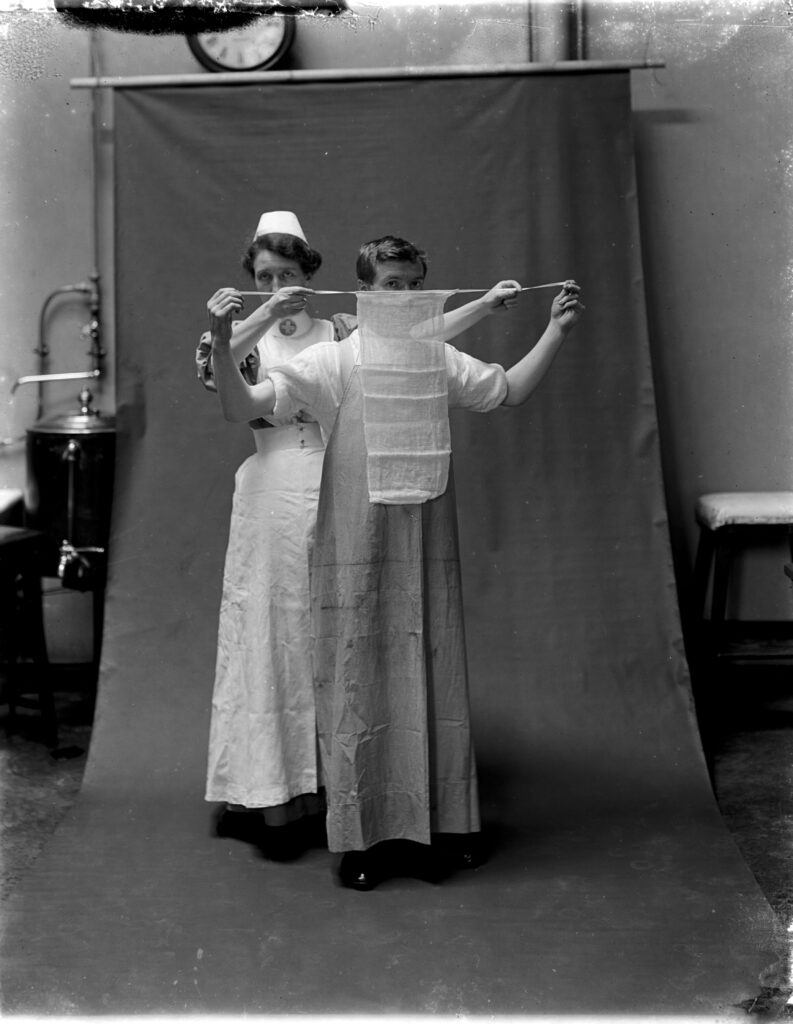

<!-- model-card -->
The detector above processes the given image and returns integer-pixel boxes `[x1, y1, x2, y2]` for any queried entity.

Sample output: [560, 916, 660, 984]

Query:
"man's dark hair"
[356, 235, 428, 285]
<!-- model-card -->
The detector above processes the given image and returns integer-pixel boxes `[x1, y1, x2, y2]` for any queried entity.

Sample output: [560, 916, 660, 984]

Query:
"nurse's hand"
[207, 288, 243, 347]
[481, 279, 521, 314]
[264, 286, 315, 319]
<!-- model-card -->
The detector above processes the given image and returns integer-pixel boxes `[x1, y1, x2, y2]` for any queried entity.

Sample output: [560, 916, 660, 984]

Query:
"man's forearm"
[212, 340, 276, 422]
[229, 305, 277, 363]
[440, 298, 489, 342]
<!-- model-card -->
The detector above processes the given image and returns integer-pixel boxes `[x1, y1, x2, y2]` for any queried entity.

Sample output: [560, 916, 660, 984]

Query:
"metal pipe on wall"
[90, 30, 116, 414]
[528, 1, 587, 63]
[573, 0, 587, 61]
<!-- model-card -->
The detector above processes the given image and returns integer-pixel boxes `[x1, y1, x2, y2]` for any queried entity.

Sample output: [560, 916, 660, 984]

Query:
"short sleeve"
[195, 332, 216, 391]
[332, 312, 358, 341]
[445, 345, 508, 411]
[195, 328, 261, 392]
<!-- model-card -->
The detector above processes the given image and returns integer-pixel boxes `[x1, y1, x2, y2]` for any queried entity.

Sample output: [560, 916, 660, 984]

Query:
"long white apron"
[312, 342, 480, 852]
[206, 318, 332, 809]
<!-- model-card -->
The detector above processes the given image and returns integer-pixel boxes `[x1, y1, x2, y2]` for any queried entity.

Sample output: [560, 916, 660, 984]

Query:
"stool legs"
[691, 522, 793, 663]
[692, 527, 715, 623]
[691, 525, 733, 659]
[710, 528, 733, 655]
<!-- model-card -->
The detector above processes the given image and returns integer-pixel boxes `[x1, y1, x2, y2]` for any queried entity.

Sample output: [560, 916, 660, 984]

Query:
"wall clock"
[187, 16, 296, 72]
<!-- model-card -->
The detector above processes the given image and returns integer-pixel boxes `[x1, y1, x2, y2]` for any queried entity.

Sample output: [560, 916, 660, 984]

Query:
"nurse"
[197, 211, 355, 860]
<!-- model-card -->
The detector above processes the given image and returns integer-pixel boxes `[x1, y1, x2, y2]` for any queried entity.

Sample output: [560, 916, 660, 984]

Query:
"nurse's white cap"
[253, 210, 307, 243]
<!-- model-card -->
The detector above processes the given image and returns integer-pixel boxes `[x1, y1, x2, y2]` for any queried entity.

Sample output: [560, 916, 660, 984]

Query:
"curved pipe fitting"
[11, 368, 101, 395]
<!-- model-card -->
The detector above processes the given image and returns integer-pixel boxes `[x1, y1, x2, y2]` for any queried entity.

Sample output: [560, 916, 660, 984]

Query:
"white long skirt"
[206, 421, 325, 810]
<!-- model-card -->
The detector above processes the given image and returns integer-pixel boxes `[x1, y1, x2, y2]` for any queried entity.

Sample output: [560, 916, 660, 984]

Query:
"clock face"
[187, 16, 296, 73]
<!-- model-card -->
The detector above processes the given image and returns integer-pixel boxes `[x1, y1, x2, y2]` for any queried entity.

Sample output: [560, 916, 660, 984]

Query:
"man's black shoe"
[432, 832, 488, 871]
[338, 851, 379, 891]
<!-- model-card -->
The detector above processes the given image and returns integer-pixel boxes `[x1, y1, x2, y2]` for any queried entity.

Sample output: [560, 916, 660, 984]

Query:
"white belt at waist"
[252, 421, 324, 453]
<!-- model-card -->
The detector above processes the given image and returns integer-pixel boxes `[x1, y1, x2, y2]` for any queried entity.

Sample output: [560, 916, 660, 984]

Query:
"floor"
[0, 673, 94, 904]
[1, 651, 792, 1012]
[696, 656, 793, 927]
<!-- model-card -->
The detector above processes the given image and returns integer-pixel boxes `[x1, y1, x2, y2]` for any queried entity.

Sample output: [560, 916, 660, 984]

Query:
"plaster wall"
[587, 0, 793, 619]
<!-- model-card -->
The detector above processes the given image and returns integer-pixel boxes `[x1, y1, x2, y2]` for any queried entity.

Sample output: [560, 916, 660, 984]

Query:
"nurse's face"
[363, 259, 426, 292]
[253, 249, 310, 295]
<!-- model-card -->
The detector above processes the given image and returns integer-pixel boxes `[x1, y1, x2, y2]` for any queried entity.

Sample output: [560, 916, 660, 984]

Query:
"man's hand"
[550, 280, 584, 332]
[481, 279, 522, 314]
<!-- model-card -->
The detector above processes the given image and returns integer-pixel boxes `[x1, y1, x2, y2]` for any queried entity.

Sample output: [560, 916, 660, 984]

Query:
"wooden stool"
[692, 492, 793, 656]
[0, 525, 58, 747]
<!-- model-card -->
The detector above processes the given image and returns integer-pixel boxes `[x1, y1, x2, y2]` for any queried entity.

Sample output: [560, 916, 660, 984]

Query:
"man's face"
[362, 259, 426, 292]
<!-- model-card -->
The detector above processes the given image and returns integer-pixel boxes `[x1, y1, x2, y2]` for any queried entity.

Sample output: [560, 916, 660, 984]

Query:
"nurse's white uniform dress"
[199, 313, 340, 821]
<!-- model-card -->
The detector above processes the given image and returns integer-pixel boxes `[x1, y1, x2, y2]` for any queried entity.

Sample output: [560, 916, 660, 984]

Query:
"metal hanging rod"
[70, 59, 664, 90]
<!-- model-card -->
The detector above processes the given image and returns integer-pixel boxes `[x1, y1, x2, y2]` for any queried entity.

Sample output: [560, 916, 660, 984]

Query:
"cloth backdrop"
[102, 72, 695, 800]
[1, 71, 783, 1016]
